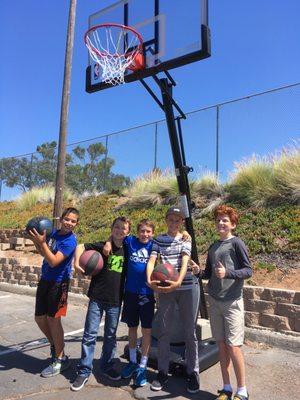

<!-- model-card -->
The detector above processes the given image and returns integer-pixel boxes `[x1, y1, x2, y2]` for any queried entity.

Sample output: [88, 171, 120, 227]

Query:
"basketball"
[79, 250, 104, 276]
[151, 263, 179, 286]
[25, 217, 53, 239]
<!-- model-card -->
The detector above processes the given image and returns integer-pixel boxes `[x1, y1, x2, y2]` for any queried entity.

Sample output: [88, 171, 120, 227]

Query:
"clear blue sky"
[0, 0, 299, 200]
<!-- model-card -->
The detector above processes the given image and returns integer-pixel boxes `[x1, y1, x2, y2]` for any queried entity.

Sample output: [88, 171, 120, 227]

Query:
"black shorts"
[35, 279, 69, 318]
[121, 291, 155, 329]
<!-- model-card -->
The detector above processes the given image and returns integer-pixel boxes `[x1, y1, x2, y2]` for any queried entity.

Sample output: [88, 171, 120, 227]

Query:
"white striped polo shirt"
[151, 234, 195, 291]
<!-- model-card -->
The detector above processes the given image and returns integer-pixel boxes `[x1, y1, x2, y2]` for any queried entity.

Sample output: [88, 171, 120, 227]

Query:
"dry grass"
[16, 185, 77, 210]
[123, 169, 179, 208]
[227, 144, 300, 206]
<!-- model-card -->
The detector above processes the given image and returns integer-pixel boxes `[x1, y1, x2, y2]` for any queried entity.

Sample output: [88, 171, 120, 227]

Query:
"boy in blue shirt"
[104, 217, 191, 387]
[120, 219, 155, 387]
[27, 207, 79, 378]
[103, 218, 155, 387]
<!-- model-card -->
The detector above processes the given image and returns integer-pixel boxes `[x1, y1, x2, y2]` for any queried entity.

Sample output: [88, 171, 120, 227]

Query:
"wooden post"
[53, 0, 77, 227]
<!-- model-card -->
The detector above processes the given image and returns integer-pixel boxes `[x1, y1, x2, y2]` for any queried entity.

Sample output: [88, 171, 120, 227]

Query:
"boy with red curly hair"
[200, 205, 252, 400]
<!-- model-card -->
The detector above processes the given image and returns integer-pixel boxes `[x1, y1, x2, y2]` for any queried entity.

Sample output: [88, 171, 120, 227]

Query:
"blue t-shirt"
[124, 235, 153, 295]
[41, 229, 77, 282]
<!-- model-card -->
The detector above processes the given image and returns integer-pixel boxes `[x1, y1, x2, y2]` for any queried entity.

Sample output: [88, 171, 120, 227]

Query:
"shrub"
[123, 169, 179, 208]
[273, 145, 300, 204]
[16, 186, 77, 210]
[193, 172, 223, 198]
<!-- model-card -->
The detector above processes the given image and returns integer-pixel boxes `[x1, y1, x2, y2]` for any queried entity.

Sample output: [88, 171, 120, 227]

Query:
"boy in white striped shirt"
[146, 206, 200, 394]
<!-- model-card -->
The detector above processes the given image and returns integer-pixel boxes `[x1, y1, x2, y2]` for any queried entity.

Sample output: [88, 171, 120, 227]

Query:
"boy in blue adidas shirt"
[104, 218, 191, 387]
[121, 219, 155, 386]
[104, 218, 155, 387]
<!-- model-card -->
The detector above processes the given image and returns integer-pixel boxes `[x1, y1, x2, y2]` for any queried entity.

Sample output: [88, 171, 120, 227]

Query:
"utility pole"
[53, 0, 77, 228]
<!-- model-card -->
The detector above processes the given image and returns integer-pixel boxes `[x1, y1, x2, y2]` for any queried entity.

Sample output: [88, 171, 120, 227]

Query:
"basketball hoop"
[84, 23, 145, 86]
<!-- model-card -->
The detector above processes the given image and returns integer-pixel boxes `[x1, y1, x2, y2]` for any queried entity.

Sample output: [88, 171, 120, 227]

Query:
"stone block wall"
[0, 253, 299, 336]
[0, 257, 91, 292]
[0, 229, 35, 251]
[243, 286, 300, 335]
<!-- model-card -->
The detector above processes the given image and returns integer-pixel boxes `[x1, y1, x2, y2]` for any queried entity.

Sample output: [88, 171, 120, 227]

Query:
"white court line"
[0, 295, 11, 299]
[0, 322, 104, 356]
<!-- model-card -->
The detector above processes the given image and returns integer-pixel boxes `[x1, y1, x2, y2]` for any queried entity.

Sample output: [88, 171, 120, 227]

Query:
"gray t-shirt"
[203, 236, 252, 301]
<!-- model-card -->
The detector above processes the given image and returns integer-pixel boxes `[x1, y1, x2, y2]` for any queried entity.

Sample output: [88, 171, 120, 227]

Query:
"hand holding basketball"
[74, 263, 85, 275]
[26, 227, 47, 245]
[157, 278, 181, 293]
[150, 263, 180, 292]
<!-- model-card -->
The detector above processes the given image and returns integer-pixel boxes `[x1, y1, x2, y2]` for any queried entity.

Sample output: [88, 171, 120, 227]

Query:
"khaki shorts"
[208, 295, 244, 346]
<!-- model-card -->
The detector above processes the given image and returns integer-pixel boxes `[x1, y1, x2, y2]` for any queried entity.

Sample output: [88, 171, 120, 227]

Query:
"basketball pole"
[53, 0, 77, 228]
[159, 77, 208, 319]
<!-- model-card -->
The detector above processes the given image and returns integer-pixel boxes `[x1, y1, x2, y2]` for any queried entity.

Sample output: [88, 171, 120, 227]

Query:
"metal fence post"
[103, 136, 109, 191]
[154, 122, 158, 169]
[216, 105, 220, 177]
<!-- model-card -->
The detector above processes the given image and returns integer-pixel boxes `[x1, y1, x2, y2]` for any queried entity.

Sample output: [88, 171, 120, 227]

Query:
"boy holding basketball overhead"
[27, 207, 79, 378]
[70, 216, 130, 392]
[146, 206, 200, 394]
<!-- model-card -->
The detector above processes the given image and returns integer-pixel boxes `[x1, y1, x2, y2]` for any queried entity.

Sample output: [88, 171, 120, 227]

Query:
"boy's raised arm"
[146, 254, 163, 292]
[146, 254, 156, 285]
[28, 228, 66, 268]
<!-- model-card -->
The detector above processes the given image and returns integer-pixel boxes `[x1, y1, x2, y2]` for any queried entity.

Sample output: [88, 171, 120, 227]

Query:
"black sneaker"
[216, 389, 233, 400]
[102, 368, 121, 381]
[70, 375, 89, 391]
[150, 371, 168, 391]
[187, 371, 200, 393]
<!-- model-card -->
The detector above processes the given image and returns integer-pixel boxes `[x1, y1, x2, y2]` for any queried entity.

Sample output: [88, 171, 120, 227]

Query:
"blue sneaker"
[121, 361, 138, 379]
[134, 367, 147, 387]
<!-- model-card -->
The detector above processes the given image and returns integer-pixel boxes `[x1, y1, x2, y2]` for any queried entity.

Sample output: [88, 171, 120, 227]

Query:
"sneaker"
[70, 375, 89, 391]
[41, 356, 71, 378]
[121, 361, 139, 378]
[233, 394, 249, 400]
[150, 371, 168, 391]
[134, 367, 147, 387]
[187, 371, 200, 393]
[216, 389, 233, 400]
[102, 368, 121, 381]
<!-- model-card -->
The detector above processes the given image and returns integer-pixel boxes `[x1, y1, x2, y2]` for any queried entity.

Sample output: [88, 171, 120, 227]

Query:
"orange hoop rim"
[84, 23, 144, 59]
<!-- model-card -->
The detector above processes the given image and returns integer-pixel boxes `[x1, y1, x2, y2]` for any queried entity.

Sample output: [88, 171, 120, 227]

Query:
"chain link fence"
[1, 82, 299, 201]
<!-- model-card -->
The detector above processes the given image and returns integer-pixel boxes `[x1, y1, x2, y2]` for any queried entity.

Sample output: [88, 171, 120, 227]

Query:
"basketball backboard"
[85, 0, 211, 92]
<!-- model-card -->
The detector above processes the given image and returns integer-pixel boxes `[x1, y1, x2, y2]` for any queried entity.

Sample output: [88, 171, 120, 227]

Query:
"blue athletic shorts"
[121, 291, 155, 329]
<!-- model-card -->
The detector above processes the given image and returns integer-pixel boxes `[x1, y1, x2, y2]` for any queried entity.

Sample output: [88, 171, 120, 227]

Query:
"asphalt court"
[0, 290, 299, 400]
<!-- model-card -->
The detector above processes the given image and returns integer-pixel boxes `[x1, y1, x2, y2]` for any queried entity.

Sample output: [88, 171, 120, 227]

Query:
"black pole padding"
[159, 78, 208, 319]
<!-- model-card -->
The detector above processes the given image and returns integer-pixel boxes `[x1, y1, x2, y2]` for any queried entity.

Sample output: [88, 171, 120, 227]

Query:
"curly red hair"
[214, 205, 239, 225]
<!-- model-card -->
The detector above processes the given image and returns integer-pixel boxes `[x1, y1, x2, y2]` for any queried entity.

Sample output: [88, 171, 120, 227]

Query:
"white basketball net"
[85, 24, 144, 86]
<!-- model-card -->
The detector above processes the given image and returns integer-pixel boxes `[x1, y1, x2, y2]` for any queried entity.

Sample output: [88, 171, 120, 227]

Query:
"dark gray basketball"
[79, 250, 104, 276]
